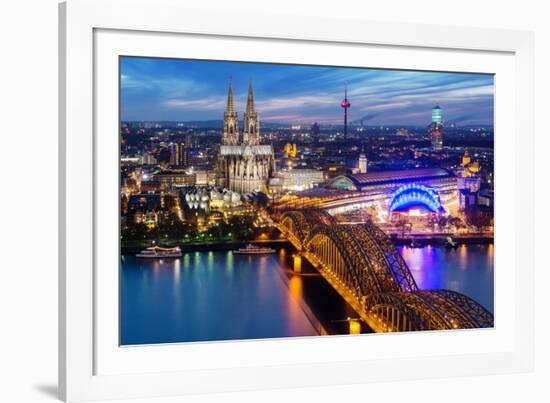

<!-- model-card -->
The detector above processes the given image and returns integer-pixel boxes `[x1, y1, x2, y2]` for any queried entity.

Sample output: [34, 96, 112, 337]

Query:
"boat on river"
[233, 244, 276, 255]
[136, 246, 182, 258]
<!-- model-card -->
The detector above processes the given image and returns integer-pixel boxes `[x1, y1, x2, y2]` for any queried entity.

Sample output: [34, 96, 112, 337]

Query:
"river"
[120, 244, 493, 345]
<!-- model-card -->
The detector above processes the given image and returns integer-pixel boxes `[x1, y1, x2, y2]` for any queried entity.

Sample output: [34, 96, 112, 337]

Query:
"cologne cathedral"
[216, 80, 275, 193]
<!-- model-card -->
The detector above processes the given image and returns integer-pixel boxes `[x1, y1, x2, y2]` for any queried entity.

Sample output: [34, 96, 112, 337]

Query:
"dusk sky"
[120, 56, 494, 126]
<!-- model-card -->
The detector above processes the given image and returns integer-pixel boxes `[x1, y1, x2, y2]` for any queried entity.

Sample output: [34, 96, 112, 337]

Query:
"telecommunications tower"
[341, 87, 351, 139]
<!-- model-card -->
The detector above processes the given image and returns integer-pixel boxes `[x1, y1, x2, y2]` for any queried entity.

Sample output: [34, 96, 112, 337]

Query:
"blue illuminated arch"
[389, 183, 442, 213]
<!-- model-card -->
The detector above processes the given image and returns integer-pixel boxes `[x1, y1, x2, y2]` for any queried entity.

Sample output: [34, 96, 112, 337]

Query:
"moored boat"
[233, 244, 276, 254]
[136, 245, 182, 258]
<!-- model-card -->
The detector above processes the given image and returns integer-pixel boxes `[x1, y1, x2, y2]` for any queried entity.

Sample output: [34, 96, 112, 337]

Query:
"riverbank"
[122, 234, 492, 254]
[390, 234, 493, 246]
[121, 239, 292, 255]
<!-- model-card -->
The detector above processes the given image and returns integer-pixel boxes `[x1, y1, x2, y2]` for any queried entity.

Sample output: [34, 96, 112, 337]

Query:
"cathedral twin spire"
[222, 80, 259, 146]
[226, 79, 235, 113]
[222, 79, 239, 145]
[245, 81, 255, 114]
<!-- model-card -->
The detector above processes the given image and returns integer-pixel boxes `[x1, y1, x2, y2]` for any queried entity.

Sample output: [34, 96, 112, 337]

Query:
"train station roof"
[328, 168, 453, 190]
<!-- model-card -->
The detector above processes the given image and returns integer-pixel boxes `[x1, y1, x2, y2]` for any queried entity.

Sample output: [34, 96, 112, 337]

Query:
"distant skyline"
[120, 56, 494, 126]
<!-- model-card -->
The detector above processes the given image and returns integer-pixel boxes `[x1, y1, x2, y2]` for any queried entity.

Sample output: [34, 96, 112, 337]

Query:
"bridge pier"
[349, 319, 361, 334]
[293, 254, 302, 273]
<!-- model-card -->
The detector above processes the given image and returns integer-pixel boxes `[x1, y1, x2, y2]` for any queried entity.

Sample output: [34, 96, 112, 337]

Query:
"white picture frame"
[59, 0, 534, 401]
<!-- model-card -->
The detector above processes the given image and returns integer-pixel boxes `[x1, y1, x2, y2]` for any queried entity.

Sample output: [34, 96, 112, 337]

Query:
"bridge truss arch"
[277, 208, 494, 332]
[280, 209, 337, 250]
[305, 225, 382, 297]
[365, 290, 494, 332]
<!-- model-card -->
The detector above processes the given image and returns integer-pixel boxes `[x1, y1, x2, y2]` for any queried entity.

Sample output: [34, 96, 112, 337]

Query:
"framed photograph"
[59, 0, 534, 401]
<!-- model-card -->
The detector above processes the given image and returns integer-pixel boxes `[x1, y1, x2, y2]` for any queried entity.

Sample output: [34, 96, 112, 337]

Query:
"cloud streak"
[120, 57, 494, 126]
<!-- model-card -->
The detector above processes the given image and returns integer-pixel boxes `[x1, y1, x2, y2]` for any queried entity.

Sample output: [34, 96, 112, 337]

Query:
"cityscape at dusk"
[120, 56, 494, 345]
[121, 57, 494, 126]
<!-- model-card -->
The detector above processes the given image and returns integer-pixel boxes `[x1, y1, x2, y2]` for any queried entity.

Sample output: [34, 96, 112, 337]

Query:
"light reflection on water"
[287, 275, 306, 335]
[398, 244, 494, 313]
[121, 251, 318, 345]
[121, 244, 493, 345]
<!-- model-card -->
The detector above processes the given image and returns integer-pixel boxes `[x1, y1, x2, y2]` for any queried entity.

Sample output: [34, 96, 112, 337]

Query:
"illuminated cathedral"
[216, 80, 275, 193]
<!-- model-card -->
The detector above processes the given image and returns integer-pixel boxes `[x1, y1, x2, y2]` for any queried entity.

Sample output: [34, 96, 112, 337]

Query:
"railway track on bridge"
[278, 209, 494, 333]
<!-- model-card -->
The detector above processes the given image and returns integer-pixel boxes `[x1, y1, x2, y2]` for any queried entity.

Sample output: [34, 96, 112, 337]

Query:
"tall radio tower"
[340, 87, 351, 139]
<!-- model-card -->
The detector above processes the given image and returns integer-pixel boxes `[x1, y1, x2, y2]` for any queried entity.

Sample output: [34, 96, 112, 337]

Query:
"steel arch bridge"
[278, 209, 493, 333]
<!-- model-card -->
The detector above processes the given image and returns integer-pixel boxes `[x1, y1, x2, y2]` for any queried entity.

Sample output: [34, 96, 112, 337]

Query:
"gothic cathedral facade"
[216, 80, 275, 193]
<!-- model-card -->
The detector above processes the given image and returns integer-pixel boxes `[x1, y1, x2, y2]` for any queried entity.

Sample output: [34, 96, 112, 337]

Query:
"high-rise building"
[312, 122, 320, 137]
[216, 80, 275, 193]
[178, 142, 189, 167]
[185, 134, 193, 148]
[430, 105, 443, 151]
[169, 143, 180, 166]
[169, 142, 190, 167]
[432, 105, 442, 124]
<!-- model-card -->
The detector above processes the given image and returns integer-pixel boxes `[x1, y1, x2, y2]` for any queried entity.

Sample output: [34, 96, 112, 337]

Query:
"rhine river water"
[120, 244, 494, 345]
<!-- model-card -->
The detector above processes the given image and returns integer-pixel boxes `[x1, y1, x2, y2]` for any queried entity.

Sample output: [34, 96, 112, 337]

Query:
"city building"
[455, 149, 482, 210]
[187, 151, 209, 169]
[133, 210, 160, 229]
[182, 187, 243, 212]
[477, 188, 494, 208]
[429, 105, 443, 150]
[194, 169, 216, 186]
[311, 122, 320, 137]
[432, 105, 442, 124]
[275, 169, 325, 191]
[462, 148, 471, 166]
[357, 148, 368, 174]
[327, 168, 455, 194]
[143, 153, 157, 165]
[171, 141, 190, 168]
[185, 133, 193, 148]
[127, 193, 162, 212]
[279, 167, 459, 218]
[216, 80, 276, 193]
[140, 180, 161, 193]
[395, 128, 409, 137]
[120, 157, 140, 167]
[457, 176, 481, 193]
[458, 149, 481, 177]
[152, 169, 196, 191]
[284, 143, 298, 158]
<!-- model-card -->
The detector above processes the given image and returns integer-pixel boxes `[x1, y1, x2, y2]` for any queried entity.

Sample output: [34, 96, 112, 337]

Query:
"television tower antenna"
[340, 85, 351, 139]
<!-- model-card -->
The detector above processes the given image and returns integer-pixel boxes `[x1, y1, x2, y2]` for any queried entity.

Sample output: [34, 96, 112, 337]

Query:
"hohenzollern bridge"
[278, 209, 494, 333]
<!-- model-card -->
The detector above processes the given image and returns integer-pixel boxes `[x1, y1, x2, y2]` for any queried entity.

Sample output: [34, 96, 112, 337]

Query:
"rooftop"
[349, 167, 452, 186]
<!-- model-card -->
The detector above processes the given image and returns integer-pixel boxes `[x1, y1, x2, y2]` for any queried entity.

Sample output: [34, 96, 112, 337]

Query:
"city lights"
[120, 57, 494, 345]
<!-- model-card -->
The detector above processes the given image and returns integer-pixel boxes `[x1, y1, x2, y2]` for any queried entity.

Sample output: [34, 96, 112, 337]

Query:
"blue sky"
[120, 56, 494, 126]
